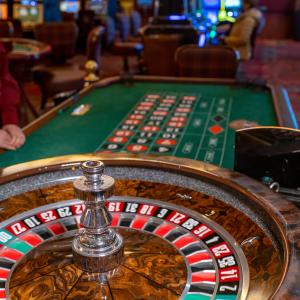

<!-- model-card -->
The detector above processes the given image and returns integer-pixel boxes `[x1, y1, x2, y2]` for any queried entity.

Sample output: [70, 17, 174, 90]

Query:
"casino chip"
[229, 120, 259, 130]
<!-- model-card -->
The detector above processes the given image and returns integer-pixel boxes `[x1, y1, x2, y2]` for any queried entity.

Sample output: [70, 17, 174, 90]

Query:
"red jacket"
[0, 43, 20, 126]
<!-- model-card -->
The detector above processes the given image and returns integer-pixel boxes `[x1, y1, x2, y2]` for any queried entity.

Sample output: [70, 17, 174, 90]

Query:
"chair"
[33, 24, 104, 110]
[0, 20, 14, 37]
[35, 22, 78, 63]
[143, 34, 183, 76]
[86, 26, 104, 68]
[175, 45, 238, 78]
[61, 12, 76, 22]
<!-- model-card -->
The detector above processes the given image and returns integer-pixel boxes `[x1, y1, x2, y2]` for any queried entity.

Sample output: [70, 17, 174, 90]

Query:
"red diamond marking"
[209, 125, 224, 135]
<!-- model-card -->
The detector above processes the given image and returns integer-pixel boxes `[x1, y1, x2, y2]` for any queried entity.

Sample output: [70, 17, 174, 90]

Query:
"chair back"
[175, 45, 238, 78]
[86, 26, 105, 68]
[143, 34, 183, 76]
[0, 20, 14, 37]
[61, 12, 76, 22]
[35, 22, 78, 63]
[130, 10, 142, 37]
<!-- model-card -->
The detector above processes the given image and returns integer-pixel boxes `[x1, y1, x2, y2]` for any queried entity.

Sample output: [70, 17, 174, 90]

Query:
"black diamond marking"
[61, 218, 79, 231]
[189, 283, 215, 294]
[0, 259, 14, 270]
[33, 227, 53, 240]
[181, 244, 205, 256]
[0, 281, 5, 289]
[213, 116, 224, 122]
[165, 230, 185, 242]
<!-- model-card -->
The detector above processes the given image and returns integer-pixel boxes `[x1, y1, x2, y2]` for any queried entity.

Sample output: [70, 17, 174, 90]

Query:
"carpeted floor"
[24, 39, 300, 127]
[240, 39, 300, 127]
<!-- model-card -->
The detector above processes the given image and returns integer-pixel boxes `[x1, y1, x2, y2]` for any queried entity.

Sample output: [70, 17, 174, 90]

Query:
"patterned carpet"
[240, 39, 300, 127]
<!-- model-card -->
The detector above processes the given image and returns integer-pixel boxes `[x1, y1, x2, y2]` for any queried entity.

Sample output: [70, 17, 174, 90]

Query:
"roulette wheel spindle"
[72, 160, 124, 273]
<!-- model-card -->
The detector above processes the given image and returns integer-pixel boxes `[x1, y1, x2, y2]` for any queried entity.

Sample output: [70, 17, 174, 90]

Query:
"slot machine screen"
[0, 1, 8, 19]
[224, 0, 242, 18]
[87, 0, 107, 15]
[60, 0, 80, 14]
[202, 0, 220, 24]
[137, 0, 153, 6]
[13, 0, 43, 28]
[225, 0, 242, 8]
[202, 0, 220, 9]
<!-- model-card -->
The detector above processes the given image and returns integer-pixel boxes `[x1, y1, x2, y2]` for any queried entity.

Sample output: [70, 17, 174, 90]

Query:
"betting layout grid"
[0, 197, 246, 300]
[96, 92, 233, 167]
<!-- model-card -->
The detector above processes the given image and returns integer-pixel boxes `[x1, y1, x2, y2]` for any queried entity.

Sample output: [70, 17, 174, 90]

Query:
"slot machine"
[13, 0, 43, 30]
[202, 0, 220, 25]
[0, 0, 8, 19]
[225, 0, 242, 18]
[219, 0, 242, 22]
[154, 0, 185, 17]
[137, 0, 153, 8]
[86, 0, 107, 16]
[59, 0, 80, 15]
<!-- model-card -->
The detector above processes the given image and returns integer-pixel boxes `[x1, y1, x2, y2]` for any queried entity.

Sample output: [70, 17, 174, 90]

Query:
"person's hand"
[2, 124, 26, 149]
[0, 129, 16, 150]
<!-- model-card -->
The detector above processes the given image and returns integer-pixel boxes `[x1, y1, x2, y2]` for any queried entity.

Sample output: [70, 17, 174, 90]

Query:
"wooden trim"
[268, 84, 299, 129]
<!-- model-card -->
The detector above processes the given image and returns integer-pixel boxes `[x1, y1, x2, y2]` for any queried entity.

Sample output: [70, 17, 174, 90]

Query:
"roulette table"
[0, 76, 297, 168]
[0, 154, 299, 300]
[0, 37, 51, 62]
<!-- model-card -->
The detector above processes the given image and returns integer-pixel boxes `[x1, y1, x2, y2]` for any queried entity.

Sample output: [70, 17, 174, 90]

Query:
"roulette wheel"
[0, 153, 299, 300]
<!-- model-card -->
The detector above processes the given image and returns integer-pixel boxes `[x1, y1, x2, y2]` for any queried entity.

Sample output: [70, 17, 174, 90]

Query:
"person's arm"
[0, 129, 17, 150]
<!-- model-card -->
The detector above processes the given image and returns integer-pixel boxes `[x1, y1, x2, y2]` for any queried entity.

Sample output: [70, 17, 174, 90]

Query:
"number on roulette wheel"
[0, 154, 299, 300]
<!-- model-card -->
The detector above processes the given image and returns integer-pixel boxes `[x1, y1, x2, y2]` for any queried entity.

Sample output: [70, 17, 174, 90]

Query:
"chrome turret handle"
[72, 161, 124, 273]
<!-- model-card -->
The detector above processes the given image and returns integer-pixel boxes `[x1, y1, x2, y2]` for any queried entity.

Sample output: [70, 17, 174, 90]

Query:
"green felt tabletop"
[0, 81, 276, 169]
[13, 43, 33, 52]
